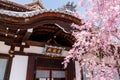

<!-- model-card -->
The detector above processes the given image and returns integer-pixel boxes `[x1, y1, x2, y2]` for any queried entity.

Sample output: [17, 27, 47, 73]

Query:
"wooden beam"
[22, 32, 32, 42]
[0, 28, 15, 37]
[26, 40, 46, 47]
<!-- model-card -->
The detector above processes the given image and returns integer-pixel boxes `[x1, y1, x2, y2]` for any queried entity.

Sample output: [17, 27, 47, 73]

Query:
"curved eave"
[0, 0, 32, 11]
[0, 10, 82, 29]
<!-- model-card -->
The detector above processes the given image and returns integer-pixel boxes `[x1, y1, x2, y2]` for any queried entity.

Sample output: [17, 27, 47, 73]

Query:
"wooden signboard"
[43, 45, 65, 56]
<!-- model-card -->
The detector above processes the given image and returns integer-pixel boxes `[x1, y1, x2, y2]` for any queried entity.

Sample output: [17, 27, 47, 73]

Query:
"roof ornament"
[57, 1, 77, 12]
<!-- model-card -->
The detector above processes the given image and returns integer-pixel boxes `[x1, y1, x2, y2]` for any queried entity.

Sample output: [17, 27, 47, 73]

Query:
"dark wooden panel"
[36, 57, 64, 69]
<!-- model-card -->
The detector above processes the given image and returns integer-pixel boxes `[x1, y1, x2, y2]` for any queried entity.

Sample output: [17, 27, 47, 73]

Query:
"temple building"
[0, 0, 82, 80]
[0, 0, 120, 80]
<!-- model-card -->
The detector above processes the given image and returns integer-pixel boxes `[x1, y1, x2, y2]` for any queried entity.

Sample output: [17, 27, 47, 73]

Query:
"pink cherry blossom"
[63, 0, 120, 80]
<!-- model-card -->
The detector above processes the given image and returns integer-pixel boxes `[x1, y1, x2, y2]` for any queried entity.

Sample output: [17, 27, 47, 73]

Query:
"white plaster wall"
[9, 55, 28, 80]
[0, 42, 10, 54]
[24, 46, 43, 54]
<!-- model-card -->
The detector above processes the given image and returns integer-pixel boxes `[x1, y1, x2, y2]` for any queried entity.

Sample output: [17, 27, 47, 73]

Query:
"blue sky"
[12, 0, 79, 9]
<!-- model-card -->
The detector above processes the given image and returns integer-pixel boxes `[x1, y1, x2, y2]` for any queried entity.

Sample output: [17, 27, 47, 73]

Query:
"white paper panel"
[0, 59, 8, 80]
[36, 70, 50, 78]
[52, 71, 65, 78]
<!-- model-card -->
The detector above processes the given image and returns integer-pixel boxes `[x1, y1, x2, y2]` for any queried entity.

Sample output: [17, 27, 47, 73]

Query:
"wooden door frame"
[26, 55, 75, 80]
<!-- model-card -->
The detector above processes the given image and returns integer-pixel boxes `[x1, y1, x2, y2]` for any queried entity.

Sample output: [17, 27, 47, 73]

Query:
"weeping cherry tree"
[63, 0, 120, 80]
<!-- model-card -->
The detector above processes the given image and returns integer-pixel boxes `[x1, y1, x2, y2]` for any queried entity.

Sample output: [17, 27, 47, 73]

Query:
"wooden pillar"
[66, 60, 75, 80]
[26, 56, 36, 80]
